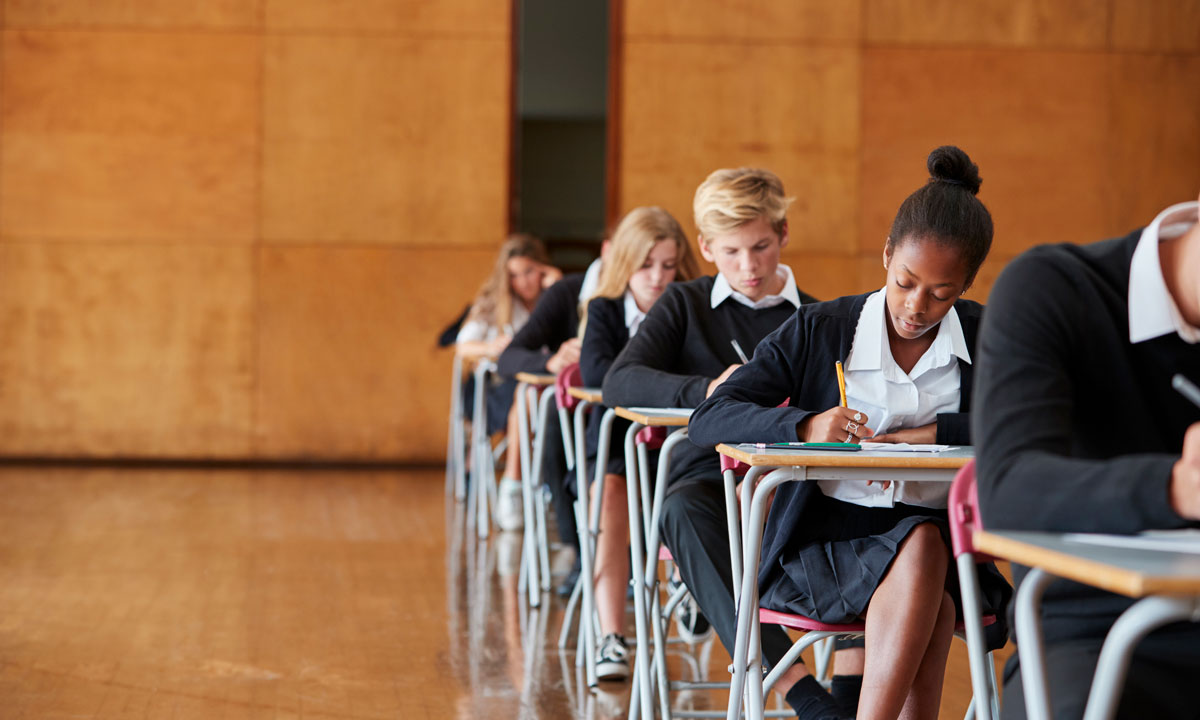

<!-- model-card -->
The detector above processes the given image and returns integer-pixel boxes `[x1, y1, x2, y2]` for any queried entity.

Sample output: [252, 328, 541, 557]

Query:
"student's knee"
[904, 523, 949, 565]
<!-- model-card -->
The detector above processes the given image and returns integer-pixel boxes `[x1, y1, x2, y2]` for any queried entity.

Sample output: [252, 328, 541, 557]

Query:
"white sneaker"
[496, 477, 525, 531]
[595, 633, 630, 681]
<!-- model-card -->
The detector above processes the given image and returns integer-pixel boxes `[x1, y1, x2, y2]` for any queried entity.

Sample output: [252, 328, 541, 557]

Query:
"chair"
[727, 461, 1002, 720]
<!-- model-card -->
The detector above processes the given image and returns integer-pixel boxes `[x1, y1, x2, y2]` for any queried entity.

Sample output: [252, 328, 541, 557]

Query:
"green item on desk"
[766, 442, 861, 451]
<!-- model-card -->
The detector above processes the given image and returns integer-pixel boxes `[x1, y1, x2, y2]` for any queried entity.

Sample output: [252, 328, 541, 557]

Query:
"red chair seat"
[759, 607, 996, 634]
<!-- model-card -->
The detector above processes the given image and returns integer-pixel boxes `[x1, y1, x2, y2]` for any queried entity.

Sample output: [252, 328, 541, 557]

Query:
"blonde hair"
[578, 207, 699, 338]
[466, 233, 550, 330]
[693, 167, 793, 241]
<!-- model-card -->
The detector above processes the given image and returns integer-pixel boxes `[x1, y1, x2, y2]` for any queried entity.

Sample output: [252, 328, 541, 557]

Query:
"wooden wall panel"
[261, 34, 509, 246]
[0, 30, 259, 242]
[862, 49, 1111, 259]
[265, 0, 509, 35]
[624, 0, 860, 41]
[1108, 53, 1200, 231]
[255, 247, 493, 461]
[4, 0, 261, 29]
[620, 41, 860, 254]
[1110, 0, 1200, 51]
[0, 244, 255, 457]
[863, 0, 1108, 48]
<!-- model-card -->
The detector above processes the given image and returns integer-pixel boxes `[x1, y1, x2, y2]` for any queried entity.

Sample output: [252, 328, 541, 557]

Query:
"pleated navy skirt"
[758, 489, 1011, 650]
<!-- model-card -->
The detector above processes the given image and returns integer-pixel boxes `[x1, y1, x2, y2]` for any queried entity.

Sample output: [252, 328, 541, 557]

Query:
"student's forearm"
[602, 363, 709, 409]
[979, 449, 1184, 533]
[689, 395, 813, 448]
[496, 345, 549, 376]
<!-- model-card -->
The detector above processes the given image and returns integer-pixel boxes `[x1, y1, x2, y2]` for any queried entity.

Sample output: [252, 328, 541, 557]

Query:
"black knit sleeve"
[689, 311, 820, 448]
[580, 297, 627, 388]
[497, 278, 577, 377]
[973, 249, 1183, 533]
[602, 287, 712, 409]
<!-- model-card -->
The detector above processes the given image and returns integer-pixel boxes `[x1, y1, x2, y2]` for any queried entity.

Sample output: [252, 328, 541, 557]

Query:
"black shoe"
[556, 557, 582, 598]
[668, 577, 712, 643]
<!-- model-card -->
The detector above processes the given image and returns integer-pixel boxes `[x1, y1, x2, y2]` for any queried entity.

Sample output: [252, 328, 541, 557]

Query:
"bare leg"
[898, 591, 955, 720]
[858, 523, 952, 720]
[501, 398, 521, 480]
[593, 472, 630, 635]
[834, 647, 865, 675]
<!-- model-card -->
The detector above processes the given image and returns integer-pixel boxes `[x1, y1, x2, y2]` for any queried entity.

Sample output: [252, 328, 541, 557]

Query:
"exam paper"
[1062, 529, 1200, 555]
[858, 443, 955, 453]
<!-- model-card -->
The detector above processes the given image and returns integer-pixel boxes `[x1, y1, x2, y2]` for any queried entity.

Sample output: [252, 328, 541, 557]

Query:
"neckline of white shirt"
[710, 264, 801, 310]
[622, 290, 647, 336]
[844, 289, 971, 381]
[1128, 200, 1200, 345]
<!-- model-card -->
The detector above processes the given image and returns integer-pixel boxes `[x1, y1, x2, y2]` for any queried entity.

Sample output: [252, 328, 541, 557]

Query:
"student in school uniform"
[973, 193, 1200, 720]
[456, 234, 560, 477]
[688, 147, 1011, 720]
[495, 244, 607, 558]
[576, 206, 700, 680]
[602, 167, 862, 716]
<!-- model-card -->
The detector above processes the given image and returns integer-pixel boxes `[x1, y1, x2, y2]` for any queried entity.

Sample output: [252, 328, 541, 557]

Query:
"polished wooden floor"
[0, 466, 1009, 719]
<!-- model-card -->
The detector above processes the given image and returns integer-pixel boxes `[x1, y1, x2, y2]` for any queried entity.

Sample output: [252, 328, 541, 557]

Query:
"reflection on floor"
[0, 466, 1009, 719]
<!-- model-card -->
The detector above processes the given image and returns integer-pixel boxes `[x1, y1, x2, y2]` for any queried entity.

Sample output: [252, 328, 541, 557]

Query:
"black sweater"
[602, 275, 818, 484]
[497, 273, 585, 378]
[580, 296, 633, 472]
[690, 292, 983, 591]
[973, 230, 1200, 642]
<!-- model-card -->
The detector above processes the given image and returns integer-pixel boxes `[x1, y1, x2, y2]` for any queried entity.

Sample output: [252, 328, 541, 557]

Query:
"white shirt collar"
[845, 289, 971, 375]
[1129, 201, 1200, 345]
[710, 264, 802, 310]
[622, 290, 647, 337]
[580, 258, 604, 304]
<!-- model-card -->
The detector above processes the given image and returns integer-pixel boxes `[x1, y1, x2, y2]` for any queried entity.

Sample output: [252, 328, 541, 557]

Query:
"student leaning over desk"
[973, 192, 1200, 720]
[575, 205, 699, 681]
[689, 146, 1012, 720]
[601, 166, 847, 717]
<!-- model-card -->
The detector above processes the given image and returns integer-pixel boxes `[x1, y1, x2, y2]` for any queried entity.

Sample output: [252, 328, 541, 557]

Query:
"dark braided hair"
[887, 146, 993, 287]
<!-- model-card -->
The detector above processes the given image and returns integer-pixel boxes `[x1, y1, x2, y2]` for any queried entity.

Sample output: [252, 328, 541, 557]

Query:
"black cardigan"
[603, 275, 818, 485]
[973, 230, 1200, 642]
[689, 292, 983, 593]
[497, 273, 585, 378]
[580, 296, 632, 473]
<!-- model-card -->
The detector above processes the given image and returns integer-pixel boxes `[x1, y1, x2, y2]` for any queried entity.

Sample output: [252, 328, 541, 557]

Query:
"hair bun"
[927, 145, 982, 195]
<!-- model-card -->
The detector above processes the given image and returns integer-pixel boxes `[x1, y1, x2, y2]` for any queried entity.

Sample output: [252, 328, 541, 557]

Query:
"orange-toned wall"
[617, 0, 1200, 303]
[0, 2, 510, 461]
[2, 1, 1198, 463]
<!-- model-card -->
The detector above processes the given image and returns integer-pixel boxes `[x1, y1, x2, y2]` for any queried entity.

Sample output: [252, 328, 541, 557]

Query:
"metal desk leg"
[1081, 595, 1200, 720]
[1014, 568, 1055, 720]
[624, 421, 653, 720]
[516, 380, 539, 606]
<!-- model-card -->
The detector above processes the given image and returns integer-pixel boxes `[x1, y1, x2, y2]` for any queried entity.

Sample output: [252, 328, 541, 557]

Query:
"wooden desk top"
[975, 530, 1200, 598]
[514, 372, 556, 386]
[613, 407, 693, 427]
[567, 387, 603, 403]
[715, 443, 973, 469]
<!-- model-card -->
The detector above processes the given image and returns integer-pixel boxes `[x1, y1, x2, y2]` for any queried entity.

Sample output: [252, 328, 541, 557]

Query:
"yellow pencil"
[835, 360, 847, 408]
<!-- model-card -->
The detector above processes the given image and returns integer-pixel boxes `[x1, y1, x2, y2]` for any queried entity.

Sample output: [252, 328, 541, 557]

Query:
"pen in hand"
[1174, 374, 1200, 409]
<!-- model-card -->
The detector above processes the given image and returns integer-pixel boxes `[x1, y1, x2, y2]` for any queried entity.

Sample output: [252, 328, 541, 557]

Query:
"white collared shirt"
[1129, 201, 1200, 345]
[580, 258, 604, 305]
[710, 264, 802, 310]
[455, 301, 531, 344]
[623, 290, 647, 337]
[820, 289, 969, 509]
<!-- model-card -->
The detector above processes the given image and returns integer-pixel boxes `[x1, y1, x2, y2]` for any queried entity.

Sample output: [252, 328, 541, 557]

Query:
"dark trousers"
[1001, 622, 1200, 720]
[535, 408, 578, 551]
[659, 479, 796, 669]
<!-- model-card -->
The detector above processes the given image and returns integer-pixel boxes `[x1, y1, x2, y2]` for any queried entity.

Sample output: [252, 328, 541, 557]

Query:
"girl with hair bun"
[689, 146, 1011, 720]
